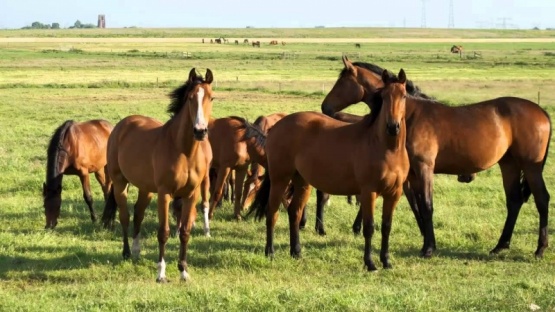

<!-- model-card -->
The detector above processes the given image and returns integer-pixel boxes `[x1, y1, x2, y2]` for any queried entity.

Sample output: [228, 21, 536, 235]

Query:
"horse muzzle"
[193, 127, 208, 140]
[386, 122, 400, 136]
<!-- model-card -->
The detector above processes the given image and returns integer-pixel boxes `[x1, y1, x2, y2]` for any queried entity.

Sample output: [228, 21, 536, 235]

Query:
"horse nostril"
[386, 122, 400, 136]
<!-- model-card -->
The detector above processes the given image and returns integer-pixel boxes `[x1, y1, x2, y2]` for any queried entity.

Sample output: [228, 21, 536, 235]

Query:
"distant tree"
[52, 23, 60, 29]
[74, 20, 82, 28]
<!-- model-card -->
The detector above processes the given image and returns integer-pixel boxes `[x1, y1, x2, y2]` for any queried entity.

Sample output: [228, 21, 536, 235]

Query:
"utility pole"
[421, 0, 427, 28]
[448, 0, 455, 28]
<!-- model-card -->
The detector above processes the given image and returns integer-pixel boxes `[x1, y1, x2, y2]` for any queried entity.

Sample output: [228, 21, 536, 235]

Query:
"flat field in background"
[0, 28, 554, 311]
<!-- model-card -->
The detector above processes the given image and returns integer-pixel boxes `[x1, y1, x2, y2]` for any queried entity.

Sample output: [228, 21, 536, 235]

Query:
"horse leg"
[522, 165, 550, 258]
[315, 189, 329, 236]
[208, 167, 231, 220]
[404, 178, 424, 236]
[352, 207, 363, 235]
[156, 192, 171, 283]
[288, 175, 311, 258]
[360, 189, 377, 271]
[490, 160, 524, 255]
[381, 192, 402, 269]
[411, 165, 436, 257]
[229, 170, 236, 203]
[233, 166, 248, 220]
[347, 195, 353, 205]
[200, 171, 211, 237]
[127, 190, 152, 257]
[266, 178, 291, 258]
[112, 182, 131, 259]
[94, 168, 111, 202]
[178, 190, 199, 281]
[78, 171, 96, 223]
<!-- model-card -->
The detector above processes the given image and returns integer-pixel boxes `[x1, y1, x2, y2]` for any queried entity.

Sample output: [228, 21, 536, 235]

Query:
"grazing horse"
[43, 119, 112, 229]
[244, 39, 249, 44]
[269, 40, 278, 45]
[248, 70, 410, 270]
[355, 43, 361, 48]
[450, 45, 463, 53]
[252, 41, 261, 48]
[235, 40, 239, 45]
[321, 57, 552, 258]
[101, 68, 214, 282]
[215, 38, 222, 44]
[281, 41, 286, 46]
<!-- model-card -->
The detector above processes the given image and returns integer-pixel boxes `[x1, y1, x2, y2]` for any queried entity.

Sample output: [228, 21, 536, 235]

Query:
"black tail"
[246, 174, 271, 221]
[521, 109, 552, 202]
[101, 186, 117, 228]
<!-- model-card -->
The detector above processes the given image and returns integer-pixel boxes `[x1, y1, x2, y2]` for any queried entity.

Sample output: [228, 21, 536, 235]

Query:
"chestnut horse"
[321, 58, 552, 258]
[248, 70, 410, 270]
[43, 119, 112, 229]
[101, 68, 214, 282]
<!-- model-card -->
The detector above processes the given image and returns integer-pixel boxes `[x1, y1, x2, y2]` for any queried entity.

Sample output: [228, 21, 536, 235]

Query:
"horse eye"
[211, 97, 215, 101]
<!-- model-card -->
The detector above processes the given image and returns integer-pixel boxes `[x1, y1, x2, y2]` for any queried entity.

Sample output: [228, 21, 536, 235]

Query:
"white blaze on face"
[194, 87, 207, 131]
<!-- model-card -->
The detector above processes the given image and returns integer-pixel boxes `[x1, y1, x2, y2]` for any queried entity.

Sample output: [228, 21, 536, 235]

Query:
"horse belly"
[295, 153, 359, 195]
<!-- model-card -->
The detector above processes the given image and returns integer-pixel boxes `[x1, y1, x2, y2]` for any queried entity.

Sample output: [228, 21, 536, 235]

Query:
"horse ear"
[398, 69, 407, 84]
[187, 68, 198, 83]
[342, 54, 355, 74]
[205, 69, 214, 84]
[381, 70, 390, 84]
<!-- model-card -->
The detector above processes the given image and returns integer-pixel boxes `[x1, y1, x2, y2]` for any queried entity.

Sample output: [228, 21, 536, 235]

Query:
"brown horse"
[241, 113, 287, 208]
[269, 40, 278, 45]
[101, 68, 214, 282]
[321, 57, 552, 258]
[248, 70, 410, 270]
[43, 119, 112, 229]
[206, 116, 257, 220]
[252, 41, 261, 48]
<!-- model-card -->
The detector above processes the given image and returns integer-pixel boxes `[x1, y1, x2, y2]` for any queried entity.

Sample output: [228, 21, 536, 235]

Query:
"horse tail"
[246, 173, 271, 221]
[101, 186, 117, 228]
[521, 108, 552, 202]
[45, 120, 74, 187]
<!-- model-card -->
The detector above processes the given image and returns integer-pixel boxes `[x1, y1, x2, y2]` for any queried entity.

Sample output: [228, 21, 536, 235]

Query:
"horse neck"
[358, 70, 384, 102]
[46, 131, 71, 190]
[167, 108, 200, 157]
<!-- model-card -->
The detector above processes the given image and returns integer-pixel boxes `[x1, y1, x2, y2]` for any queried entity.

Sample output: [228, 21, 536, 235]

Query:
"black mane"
[167, 74, 206, 118]
[340, 61, 433, 100]
[46, 120, 73, 183]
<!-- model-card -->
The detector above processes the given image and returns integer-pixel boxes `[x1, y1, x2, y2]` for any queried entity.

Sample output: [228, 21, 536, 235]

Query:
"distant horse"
[210, 39, 214, 44]
[101, 68, 214, 282]
[321, 57, 552, 258]
[215, 38, 222, 44]
[269, 40, 278, 45]
[248, 70, 410, 270]
[281, 41, 286, 46]
[252, 41, 261, 48]
[43, 119, 112, 229]
[235, 40, 239, 45]
[202, 39, 205, 44]
[450, 45, 463, 54]
[355, 43, 361, 48]
[244, 39, 249, 44]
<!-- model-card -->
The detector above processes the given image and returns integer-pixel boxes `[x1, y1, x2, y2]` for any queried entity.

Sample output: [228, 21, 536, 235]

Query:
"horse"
[281, 41, 286, 46]
[321, 57, 552, 258]
[215, 38, 222, 44]
[252, 41, 260, 48]
[244, 39, 249, 44]
[248, 69, 410, 271]
[269, 40, 278, 45]
[206, 116, 257, 220]
[450, 45, 463, 54]
[43, 119, 113, 229]
[355, 43, 361, 48]
[101, 68, 214, 282]
[235, 40, 239, 45]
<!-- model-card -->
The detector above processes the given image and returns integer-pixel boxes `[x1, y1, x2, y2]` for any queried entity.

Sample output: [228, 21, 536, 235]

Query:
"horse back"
[63, 119, 113, 173]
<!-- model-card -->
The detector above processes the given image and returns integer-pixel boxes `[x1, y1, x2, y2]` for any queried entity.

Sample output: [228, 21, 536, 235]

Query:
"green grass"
[0, 28, 554, 311]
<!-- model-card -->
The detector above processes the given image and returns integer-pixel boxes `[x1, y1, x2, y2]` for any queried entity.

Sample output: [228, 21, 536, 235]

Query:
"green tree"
[74, 20, 82, 28]
[51, 23, 60, 29]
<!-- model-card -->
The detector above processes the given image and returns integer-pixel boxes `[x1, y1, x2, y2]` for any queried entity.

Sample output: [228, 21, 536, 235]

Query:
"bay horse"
[321, 57, 552, 258]
[248, 70, 410, 270]
[206, 116, 256, 220]
[252, 41, 260, 48]
[101, 68, 214, 282]
[43, 119, 112, 229]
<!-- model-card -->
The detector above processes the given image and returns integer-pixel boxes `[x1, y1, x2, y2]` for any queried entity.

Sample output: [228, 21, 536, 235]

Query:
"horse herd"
[42, 56, 551, 282]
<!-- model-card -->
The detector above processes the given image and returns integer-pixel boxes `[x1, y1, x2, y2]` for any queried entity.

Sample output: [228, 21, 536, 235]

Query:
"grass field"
[0, 28, 554, 311]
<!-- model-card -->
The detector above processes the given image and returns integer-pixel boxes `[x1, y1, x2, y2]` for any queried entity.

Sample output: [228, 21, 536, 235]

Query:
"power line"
[421, 0, 427, 28]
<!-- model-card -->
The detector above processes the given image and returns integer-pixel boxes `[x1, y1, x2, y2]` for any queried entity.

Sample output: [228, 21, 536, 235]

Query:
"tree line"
[22, 20, 96, 29]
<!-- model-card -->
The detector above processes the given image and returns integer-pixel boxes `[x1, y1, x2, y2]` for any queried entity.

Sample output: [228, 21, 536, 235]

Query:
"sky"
[1, 0, 554, 30]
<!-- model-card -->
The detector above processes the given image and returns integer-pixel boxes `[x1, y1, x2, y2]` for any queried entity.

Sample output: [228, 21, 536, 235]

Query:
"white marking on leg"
[203, 201, 211, 237]
[327, 197, 332, 207]
[132, 235, 141, 257]
[157, 259, 166, 281]
[180, 269, 190, 281]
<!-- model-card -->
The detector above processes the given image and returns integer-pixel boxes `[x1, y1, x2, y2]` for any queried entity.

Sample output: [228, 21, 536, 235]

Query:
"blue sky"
[1, 0, 554, 29]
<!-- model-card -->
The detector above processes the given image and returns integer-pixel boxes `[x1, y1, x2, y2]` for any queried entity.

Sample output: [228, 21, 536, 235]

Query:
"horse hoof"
[420, 249, 433, 258]
[156, 277, 169, 283]
[366, 263, 378, 272]
[534, 249, 544, 259]
[383, 263, 393, 269]
[353, 228, 361, 236]
[317, 229, 327, 236]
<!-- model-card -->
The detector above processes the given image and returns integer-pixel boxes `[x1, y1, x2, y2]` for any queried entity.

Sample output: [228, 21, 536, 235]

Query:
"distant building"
[97, 15, 106, 28]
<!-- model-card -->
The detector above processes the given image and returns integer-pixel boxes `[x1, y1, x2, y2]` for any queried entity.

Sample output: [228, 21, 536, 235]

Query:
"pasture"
[0, 28, 554, 311]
